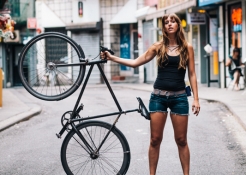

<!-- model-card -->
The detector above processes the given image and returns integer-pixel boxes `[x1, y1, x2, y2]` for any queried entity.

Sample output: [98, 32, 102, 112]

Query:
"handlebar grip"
[107, 49, 115, 55]
[100, 46, 115, 55]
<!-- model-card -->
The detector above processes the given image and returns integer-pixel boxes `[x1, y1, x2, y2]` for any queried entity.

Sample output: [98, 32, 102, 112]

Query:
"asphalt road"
[0, 87, 246, 175]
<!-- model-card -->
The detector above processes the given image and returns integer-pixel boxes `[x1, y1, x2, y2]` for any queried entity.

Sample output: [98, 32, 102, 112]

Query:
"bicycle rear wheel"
[18, 32, 86, 101]
[61, 121, 131, 175]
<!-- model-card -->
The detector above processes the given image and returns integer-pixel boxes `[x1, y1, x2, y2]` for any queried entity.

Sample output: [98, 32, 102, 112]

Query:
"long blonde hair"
[156, 13, 188, 69]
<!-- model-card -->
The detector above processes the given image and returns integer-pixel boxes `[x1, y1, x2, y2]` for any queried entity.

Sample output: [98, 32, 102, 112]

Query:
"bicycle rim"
[61, 121, 131, 175]
[18, 32, 85, 101]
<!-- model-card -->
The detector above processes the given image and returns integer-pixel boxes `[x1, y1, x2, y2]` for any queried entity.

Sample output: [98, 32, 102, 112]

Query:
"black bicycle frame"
[57, 59, 139, 154]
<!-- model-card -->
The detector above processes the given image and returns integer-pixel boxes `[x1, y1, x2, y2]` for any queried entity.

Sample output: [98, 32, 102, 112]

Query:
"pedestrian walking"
[100, 13, 200, 175]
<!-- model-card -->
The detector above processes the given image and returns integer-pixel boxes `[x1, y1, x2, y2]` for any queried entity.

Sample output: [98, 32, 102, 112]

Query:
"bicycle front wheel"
[18, 32, 86, 101]
[61, 121, 131, 175]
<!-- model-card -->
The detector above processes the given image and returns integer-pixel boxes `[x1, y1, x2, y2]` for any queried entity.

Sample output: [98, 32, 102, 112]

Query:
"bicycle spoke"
[100, 155, 121, 174]
[100, 139, 122, 153]
[98, 158, 110, 175]
[85, 126, 98, 150]
[19, 32, 85, 101]
[73, 157, 90, 175]
[71, 135, 91, 154]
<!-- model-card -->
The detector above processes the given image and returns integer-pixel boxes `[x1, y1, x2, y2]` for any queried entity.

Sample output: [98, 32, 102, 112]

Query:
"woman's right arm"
[225, 58, 232, 67]
[100, 44, 157, 68]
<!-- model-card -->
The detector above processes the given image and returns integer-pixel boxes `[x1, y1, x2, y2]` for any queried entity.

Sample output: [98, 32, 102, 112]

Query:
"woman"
[100, 13, 200, 175]
[226, 48, 245, 90]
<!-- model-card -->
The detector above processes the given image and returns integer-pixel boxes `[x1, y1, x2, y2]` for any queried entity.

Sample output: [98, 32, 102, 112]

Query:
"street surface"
[0, 86, 246, 175]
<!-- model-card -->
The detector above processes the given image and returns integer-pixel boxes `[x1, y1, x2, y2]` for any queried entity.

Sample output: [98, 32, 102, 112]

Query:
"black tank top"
[153, 54, 186, 91]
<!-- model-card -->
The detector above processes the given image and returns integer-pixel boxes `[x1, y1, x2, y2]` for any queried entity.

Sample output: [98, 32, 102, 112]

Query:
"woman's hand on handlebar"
[100, 51, 113, 61]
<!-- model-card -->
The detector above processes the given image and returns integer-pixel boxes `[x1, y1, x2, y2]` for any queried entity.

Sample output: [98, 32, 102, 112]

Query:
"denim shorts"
[149, 92, 189, 116]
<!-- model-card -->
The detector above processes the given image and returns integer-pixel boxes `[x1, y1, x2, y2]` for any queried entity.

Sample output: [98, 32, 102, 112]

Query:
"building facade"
[1, 0, 36, 88]
[1, 0, 147, 87]
[138, 0, 245, 88]
[2, 0, 244, 88]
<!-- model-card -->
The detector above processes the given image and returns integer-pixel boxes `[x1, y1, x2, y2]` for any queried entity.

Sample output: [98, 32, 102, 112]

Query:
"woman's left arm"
[187, 43, 200, 116]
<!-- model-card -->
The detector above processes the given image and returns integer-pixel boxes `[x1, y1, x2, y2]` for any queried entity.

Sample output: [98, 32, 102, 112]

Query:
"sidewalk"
[0, 89, 42, 131]
[0, 84, 245, 131]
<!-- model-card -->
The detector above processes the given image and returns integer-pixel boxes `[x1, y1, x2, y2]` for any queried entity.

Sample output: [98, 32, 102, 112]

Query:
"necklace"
[167, 45, 179, 52]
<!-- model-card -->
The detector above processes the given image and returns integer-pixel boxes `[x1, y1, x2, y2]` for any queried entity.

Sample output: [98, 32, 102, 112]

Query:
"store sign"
[231, 7, 242, 32]
[27, 18, 36, 29]
[198, 0, 224, 7]
[120, 24, 130, 71]
[187, 13, 206, 24]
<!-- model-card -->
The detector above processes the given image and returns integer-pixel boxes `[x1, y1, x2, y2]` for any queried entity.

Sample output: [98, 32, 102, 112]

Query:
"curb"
[113, 85, 246, 131]
[0, 106, 42, 132]
[205, 99, 246, 131]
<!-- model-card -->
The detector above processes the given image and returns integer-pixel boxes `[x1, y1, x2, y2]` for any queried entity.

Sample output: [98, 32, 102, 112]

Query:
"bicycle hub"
[47, 62, 56, 71]
[90, 153, 99, 159]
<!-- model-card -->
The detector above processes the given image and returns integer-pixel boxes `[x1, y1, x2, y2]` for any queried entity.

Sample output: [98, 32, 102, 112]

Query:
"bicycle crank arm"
[56, 122, 69, 138]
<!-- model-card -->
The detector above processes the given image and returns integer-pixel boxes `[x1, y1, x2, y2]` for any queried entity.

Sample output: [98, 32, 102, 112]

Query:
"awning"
[135, 6, 156, 20]
[110, 0, 137, 24]
[145, 0, 197, 20]
[41, 2, 65, 28]
[66, 21, 101, 31]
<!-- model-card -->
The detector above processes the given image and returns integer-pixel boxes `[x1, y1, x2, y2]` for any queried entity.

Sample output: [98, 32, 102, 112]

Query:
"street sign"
[187, 13, 206, 25]
[27, 18, 37, 29]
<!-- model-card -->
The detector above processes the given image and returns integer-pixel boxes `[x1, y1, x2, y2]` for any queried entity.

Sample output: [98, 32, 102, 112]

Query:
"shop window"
[9, 0, 20, 17]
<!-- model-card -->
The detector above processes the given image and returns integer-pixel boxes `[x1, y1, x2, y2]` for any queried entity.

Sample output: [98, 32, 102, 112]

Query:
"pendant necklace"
[167, 45, 179, 52]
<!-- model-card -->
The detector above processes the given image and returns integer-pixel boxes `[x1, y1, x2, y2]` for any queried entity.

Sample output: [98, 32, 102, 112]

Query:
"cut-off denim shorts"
[149, 92, 189, 116]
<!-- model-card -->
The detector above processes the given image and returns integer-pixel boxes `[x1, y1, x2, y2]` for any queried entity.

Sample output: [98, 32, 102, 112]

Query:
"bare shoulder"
[149, 42, 162, 53]
[187, 42, 194, 51]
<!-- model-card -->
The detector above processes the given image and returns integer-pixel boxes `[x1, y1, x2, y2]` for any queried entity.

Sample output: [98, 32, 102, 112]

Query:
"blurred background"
[0, 0, 245, 89]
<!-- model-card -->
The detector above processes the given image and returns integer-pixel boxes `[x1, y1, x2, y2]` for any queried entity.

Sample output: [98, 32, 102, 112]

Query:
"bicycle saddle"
[136, 97, 150, 120]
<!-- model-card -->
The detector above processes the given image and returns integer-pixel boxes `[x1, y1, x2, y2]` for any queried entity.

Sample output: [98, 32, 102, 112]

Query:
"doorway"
[13, 45, 24, 86]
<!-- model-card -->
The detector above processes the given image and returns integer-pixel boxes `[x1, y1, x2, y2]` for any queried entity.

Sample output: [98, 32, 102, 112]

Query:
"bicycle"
[18, 32, 150, 175]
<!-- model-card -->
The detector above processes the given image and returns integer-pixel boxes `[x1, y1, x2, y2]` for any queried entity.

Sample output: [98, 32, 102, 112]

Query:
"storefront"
[103, 0, 140, 82]
[197, 0, 227, 88]
[226, 1, 245, 88]
[0, 0, 35, 88]
[198, 0, 246, 88]
[36, 0, 102, 84]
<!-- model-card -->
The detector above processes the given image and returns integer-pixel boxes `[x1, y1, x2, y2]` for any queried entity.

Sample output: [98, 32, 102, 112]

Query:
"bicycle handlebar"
[100, 46, 114, 55]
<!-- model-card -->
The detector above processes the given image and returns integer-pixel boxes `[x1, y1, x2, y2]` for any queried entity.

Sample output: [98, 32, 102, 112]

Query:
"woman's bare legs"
[149, 112, 168, 175]
[233, 70, 240, 90]
[170, 114, 189, 175]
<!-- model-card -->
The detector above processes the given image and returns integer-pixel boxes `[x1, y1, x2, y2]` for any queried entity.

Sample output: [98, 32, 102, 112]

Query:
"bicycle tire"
[18, 32, 86, 101]
[61, 121, 131, 175]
